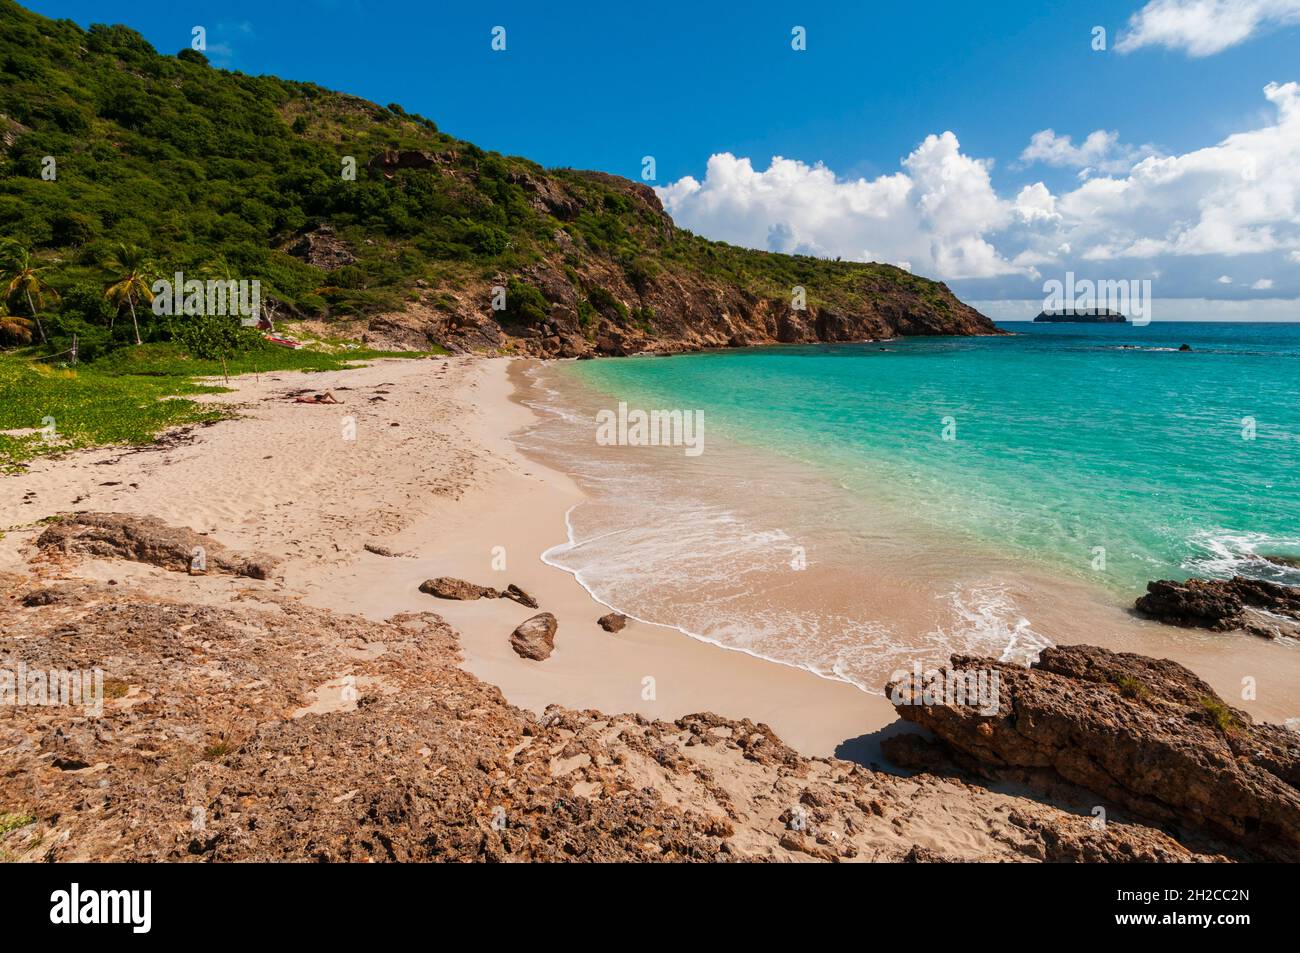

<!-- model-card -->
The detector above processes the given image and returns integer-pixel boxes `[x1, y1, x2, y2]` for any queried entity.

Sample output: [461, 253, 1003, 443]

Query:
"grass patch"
[1109, 674, 1149, 700]
[87, 341, 436, 379]
[1200, 696, 1244, 735]
[201, 742, 236, 761]
[1, 343, 441, 469]
[0, 813, 34, 836]
[0, 354, 227, 469]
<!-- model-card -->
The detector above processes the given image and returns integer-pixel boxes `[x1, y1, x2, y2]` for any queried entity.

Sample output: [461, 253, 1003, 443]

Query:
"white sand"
[0, 356, 890, 758]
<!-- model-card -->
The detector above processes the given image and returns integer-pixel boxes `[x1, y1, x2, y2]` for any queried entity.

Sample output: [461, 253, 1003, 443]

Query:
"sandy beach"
[4, 354, 1298, 763]
[0, 355, 893, 758]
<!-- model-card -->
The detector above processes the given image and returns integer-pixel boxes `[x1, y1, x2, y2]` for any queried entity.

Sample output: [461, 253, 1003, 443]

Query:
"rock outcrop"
[1135, 576, 1300, 638]
[887, 644, 1300, 861]
[287, 225, 356, 271]
[0, 576, 1220, 863]
[36, 513, 276, 579]
[510, 612, 558, 661]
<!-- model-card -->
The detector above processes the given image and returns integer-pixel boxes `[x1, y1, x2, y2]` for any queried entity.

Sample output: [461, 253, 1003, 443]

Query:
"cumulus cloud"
[1045, 82, 1300, 260]
[1116, 0, 1300, 57]
[1253, 278, 1275, 288]
[658, 83, 1300, 296]
[1020, 129, 1160, 175]
[657, 136, 1018, 279]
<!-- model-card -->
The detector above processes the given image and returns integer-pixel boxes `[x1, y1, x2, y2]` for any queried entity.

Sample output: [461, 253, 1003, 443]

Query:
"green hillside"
[0, 0, 995, 362]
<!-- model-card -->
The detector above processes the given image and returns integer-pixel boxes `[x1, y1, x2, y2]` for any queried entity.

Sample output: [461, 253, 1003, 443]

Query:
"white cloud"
[657, 137, 1018, 280]
[1218, 274, 1234, 283]
[1253, 278, 1275, 288]
[1116, 0, 1300, 57]
[658, 83, 1300, 294]
[1020, 129, 1159, 175]
[1017, 81, 1300, 279]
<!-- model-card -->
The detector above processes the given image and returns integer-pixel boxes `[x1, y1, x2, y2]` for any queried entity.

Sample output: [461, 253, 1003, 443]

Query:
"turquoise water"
[561, 322, 1300, 596]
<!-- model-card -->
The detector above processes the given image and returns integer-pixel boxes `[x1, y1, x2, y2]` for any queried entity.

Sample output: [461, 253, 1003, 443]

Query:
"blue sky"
[30, 0, 1300, 316]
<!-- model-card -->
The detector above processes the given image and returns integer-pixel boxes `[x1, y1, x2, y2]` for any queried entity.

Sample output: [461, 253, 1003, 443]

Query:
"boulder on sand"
[597, 612, 627, 633]
[510, 613, 557, 661]
[418, 577, 499, 600]
[36, 513, 276, 579]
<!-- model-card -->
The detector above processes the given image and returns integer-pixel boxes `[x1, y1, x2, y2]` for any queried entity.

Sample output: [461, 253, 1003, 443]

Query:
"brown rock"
[1135, 575, 1300, 638]
[597, 612, 627, 633]
[1261, 554, 1300, 569]
[366, 149, 440, 173]
[418, 577, 499, 600]
[287, 225, 356, 271]
[510, 612, 557, 661]
[500, 584, 539, 609]
[0, 570, 1220, 863]
[36, 513, 275, 579]
[887, 643, 1300, 861]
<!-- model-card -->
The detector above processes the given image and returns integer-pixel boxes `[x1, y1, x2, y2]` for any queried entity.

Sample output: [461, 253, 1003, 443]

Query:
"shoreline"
[506, 355, 1300, 728]
[298, 357, 897, 758]
[3, 351, 1297, 762]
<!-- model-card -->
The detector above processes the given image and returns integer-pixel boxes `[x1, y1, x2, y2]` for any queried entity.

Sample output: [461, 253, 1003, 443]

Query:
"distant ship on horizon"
[1033, 308, 1129, 323]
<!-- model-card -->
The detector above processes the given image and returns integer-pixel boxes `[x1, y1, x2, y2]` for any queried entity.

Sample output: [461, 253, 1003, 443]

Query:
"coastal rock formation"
[35, 513, 276, 579]
[418, 576, 499, 600]
[1262, 554, 1300, 569]
[501, 584, 539, 609]
[357, 167, 1001, 358]
[510, 612, 558, 660]
[369, 250, 1001, 360]
[1135, 576, 1300, 638]
[0, 575, 1219, 863]
[598, 612, 628, 633]
[887, 644, 1300, 861]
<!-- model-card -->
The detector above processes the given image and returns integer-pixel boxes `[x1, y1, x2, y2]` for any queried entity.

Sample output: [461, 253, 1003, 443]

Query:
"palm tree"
[1, 243, 58, 344]
[0, 295, 36, 345]
[103, 244, 156, 346]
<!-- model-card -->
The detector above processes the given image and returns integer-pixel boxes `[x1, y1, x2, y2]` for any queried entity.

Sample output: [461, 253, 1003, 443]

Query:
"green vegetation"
[0, 812, 34, 836]
[0, 354, 225, 469]
[1108, 673, 1149, 700]
[0, 0, 960, 369]
[1200, 696, 1244, 735]
[0, 344, 429, 469]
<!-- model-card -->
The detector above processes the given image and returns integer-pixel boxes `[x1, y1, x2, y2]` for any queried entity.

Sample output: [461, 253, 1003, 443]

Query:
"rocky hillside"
[0, 0, 997, 359]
